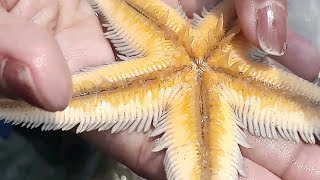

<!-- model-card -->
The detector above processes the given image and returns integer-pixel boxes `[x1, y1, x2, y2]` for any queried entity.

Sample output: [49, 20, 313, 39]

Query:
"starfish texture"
[1, 0, 320, 179]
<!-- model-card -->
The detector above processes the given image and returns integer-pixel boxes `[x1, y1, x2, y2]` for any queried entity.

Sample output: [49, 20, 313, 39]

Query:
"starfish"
[1, 0, 320, 179]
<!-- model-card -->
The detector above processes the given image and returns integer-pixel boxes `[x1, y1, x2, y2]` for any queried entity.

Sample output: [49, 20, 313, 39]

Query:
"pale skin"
[0, 0, 320, 179]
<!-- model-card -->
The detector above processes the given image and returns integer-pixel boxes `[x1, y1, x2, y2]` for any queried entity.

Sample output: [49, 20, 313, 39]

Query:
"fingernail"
[257, 3, 288, 56]
[2, 60, 44, 108]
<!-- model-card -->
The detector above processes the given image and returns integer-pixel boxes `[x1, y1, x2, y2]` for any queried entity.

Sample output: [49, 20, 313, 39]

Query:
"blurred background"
[288, 0, 320, 48]
[0, 0, 319, 180]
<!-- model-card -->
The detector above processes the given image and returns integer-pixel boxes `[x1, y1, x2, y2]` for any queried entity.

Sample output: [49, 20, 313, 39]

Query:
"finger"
[241, 158, 280, 180]
[54, 0, 115, 73]
[82, 130, 284, 180]
[8, 0, 59, 28]
[0, 14, 72, 111]
[164, 0, 320, 80]
[7, 0, 62, 33]
[80, 131, 166, 180]
[270, 31, 320, 81]
[235, 0, 320, 81]
[178, 0, 203, 17]
[241, 132, 320, 180]
[164, 0, 319, 81]
[7, 0, 115, 73]
[161, 0, 180, 9]
[235, 0, 288, 56]
[0, 0, 18, 11]
[162, 0, 221, 17]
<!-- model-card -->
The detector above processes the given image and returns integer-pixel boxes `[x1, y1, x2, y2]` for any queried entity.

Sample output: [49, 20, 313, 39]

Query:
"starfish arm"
[207, 35, 320, 102]
[202, 71, 249, 180]
[87, 0, 189, 61]
[151, 73, 208, 180]
[213, 70, 320, 144]
[186, 0, 238, 60]
[0, 76, 183, 134]
[72, 55, 190, 97]
[76, 0, 192, 97]
[124, 0, 188, 37]
[193, 0, 236, 32]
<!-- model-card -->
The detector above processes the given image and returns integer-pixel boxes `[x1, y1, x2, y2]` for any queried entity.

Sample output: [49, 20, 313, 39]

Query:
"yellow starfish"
[1, 0, 320, 179]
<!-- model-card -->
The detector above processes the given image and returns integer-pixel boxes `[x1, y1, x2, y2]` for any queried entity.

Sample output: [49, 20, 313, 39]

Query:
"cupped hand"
[1, 0, 320, 180]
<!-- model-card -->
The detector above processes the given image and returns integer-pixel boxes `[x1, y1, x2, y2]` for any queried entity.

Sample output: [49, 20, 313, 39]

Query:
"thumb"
[235, 0, 288, 56]
[0, 12, 72, 111]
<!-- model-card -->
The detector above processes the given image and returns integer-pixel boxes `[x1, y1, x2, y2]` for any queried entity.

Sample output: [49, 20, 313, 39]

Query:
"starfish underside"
[1, 0, 320, 179]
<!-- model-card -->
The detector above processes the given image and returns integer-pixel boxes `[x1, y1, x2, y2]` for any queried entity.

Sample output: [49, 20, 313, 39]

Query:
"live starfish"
[1, 0, 320, 179]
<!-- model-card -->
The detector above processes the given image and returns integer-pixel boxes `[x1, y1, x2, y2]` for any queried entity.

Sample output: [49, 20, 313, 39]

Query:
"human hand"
[0, 0, 112, 111]
[1, 0, 320, 180]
